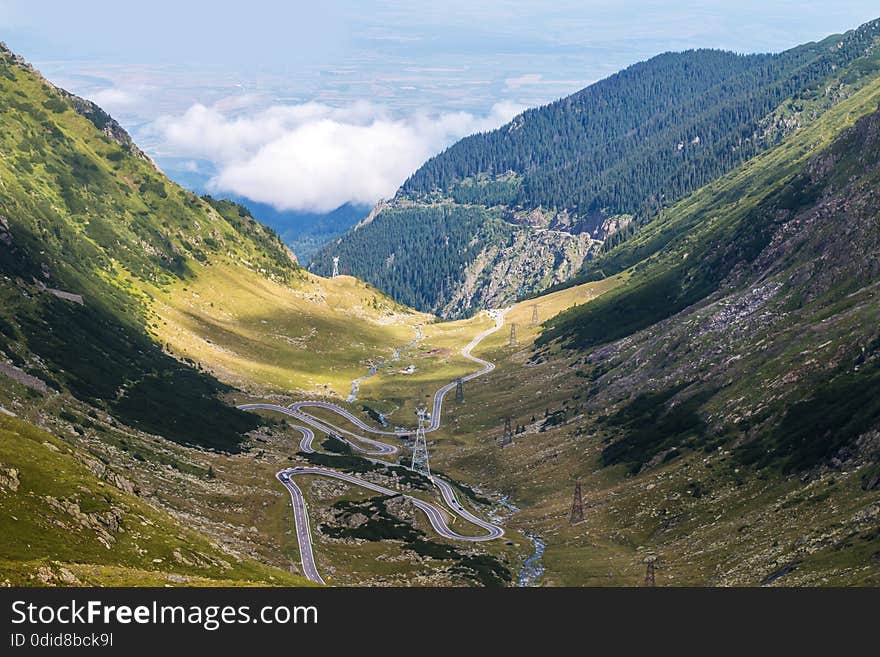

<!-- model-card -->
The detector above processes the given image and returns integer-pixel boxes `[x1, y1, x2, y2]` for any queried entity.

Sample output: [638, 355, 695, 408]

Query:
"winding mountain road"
[240, 308, 509, 584]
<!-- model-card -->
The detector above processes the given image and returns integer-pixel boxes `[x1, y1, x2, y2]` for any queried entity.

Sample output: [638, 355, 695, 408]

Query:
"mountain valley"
[1, 17, 880, 587]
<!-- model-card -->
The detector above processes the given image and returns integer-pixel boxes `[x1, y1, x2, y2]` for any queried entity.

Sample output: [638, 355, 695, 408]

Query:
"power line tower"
[644, 555, 657, 587]
[455, 377, 464, 403]
[500, 416, 513, 447]
[410, 406, 431, 477]
[531, 304, 539, 325]
[569, 481, 584, 525]
[331, 256, 340, 278]
[509, 323, 518, 347]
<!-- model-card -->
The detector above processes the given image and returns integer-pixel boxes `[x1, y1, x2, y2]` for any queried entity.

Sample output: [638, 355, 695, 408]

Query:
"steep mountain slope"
[418, 66, 880, 585]
[0, 413, 312, 586]
[313, 18, 880, 317]
[0, 42, 300, 452]
[0, 44, 427, 585]
[535, 72, 880, 477]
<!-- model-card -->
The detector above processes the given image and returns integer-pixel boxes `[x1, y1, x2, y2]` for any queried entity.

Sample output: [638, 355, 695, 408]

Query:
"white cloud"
[505, 73, 544, 89]
[153, 99, 524, 213]
[89, 87, 139, 110]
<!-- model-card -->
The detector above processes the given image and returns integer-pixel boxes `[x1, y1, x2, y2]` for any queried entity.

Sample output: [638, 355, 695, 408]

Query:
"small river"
[517, 534, 546, 587]
[496, 495, 545, 587]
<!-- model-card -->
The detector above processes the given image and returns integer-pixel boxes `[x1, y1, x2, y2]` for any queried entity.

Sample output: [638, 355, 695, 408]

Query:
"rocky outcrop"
[43, 495, 126, 549]
[437, 228, 600, 317]
[0, 214, 11, 246]
[0, 465, 20, 493]
[35, 564, 81, 586]
[0, 362, 50, 393]
[384, 494, 418, 524]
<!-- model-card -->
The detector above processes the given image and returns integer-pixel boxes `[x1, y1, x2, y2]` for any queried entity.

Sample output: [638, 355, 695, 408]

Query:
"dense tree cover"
[312, 205, 515, 313]
[449, 177, 522, 206]
[404, 20, 880, 229]
[235, 200, 370, 263]
[538, 69, 880, 353]
[323, 20, 880, 314]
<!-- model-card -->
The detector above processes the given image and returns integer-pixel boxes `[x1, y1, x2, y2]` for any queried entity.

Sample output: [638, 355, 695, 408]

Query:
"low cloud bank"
[153, 99, 524, 212]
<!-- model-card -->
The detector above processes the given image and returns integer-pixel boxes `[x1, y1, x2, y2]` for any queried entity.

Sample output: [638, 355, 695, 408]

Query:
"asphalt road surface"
[276, 465, 504, 583]
[239, 308, 509, 583]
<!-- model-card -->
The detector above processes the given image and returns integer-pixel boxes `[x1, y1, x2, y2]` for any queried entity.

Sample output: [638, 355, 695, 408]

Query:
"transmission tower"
[644, 556, 657, 587]
[331, 256, 340, 278]
[410, 406, 431, 477]
[455, 377, 464, 403]
[531, 304, 539, 325]
[509, 322, 518, 347]
[569, 481, 584, 525]
[500, 416, 514, 447]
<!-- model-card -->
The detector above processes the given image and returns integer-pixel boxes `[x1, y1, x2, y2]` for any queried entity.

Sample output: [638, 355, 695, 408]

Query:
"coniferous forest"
[404, 31, 880, 223]
[314, 19, 880, 314]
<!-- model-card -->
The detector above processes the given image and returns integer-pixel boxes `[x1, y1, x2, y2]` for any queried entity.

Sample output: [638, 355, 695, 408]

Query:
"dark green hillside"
[321, 205, 514, 313]
[538, 74, 880, 351]
[0, 43, 299, 452]
[405, 21, 880, 227]
[314, 18, 880, 315]
[537, 73, 880, 476]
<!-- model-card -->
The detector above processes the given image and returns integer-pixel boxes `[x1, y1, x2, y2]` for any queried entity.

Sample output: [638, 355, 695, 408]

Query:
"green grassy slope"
[539, 74, 880, 351]
[0, 44, 453, 586]
[0, 413, 312, 586]
[150, 263, 427, 397]
[0, 43, 302, 452]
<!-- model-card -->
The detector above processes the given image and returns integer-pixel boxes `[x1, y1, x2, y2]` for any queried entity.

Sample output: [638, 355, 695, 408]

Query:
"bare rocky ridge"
[437, 229, 600, 316]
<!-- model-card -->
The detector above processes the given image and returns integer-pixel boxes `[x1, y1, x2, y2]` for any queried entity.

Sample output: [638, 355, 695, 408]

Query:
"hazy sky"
[2, 1, 878, 211]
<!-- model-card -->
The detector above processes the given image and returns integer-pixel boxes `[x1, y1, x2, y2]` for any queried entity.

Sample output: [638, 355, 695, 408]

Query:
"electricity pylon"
[509, 323, 518, 347]
[331, 256, 340, 278]
[455, 377, 464, 403]
[500, 416, 513, 446]
[531, 304, 539, 325]
[644, 555, 657, 587]
[569, 481, 584, 525]
[411, 406, 431, 477]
